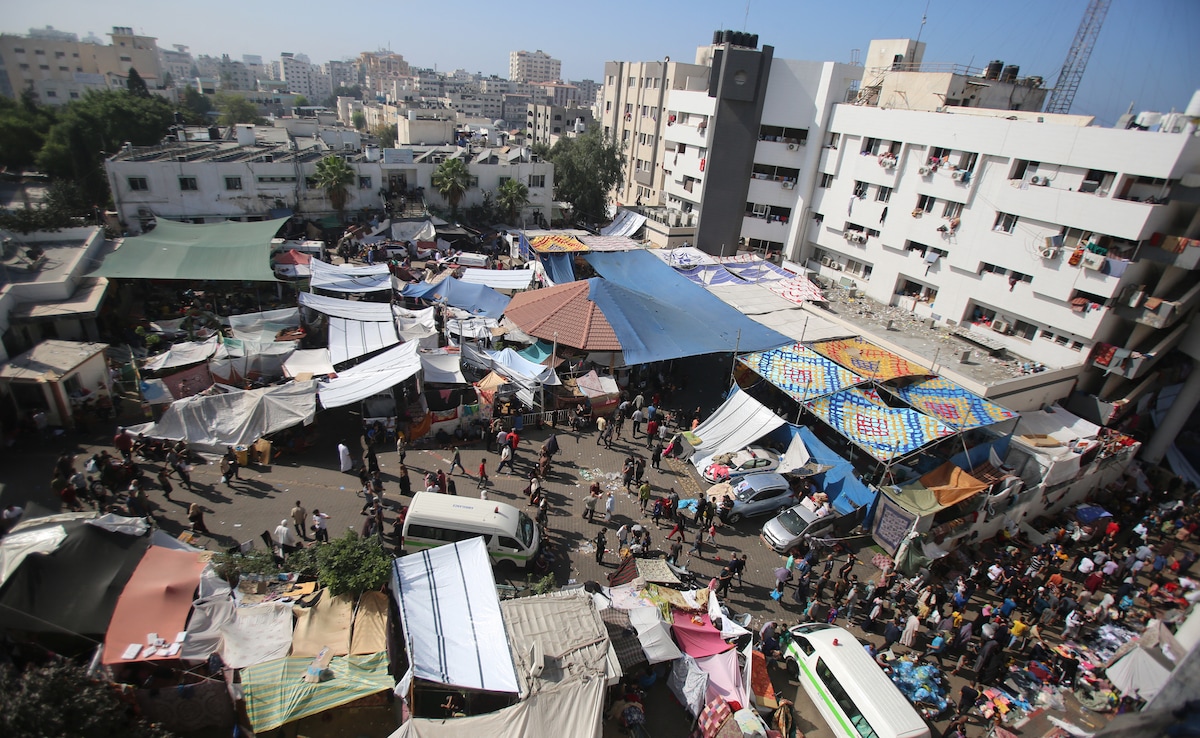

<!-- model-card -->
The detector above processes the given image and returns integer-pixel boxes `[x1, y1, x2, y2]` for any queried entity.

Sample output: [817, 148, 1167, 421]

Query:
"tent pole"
[728, 329, 741, 389]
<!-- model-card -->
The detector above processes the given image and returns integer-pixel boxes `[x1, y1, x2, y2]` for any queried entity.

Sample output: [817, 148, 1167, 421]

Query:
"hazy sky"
[6, 0, 1198, 124]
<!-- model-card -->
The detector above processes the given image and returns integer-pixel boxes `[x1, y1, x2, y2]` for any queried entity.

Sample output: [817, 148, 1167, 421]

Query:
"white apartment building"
[803, 102, 1200, 399]
[159, 44, 194, 87]
[325, 60, 355, 91]
[0, 25, 163, 104]
[104, 124, 554, 230]
[509, 50, 560, 84]
[526, 102, 593, 147]
[279, 52, 318, 98]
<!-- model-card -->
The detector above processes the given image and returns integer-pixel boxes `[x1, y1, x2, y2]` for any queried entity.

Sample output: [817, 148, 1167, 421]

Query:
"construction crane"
[1044, 0, 1112, 114]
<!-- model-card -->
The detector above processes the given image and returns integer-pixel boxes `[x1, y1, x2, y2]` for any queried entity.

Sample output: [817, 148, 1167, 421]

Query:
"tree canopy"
[495, 178, 529, 224]
[125, 68, 150, 98]
[179, 86, 213, 124]
[351, 111, 367, 130]
[432, 157, 471, 216]
[0, 90, 57, 170]
[314, 155, 355, 214]
[320, 85, 363, 108]
[374, 123, 398, 149]
[213, 92, 263, 125]
[284, 531, 391, 597]
[546, 126, 624, 226]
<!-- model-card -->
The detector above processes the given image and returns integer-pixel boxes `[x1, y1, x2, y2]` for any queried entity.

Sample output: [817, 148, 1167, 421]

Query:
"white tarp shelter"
[391, 220, 437, 243]
[420, 350, 466, 385]
[1105, 621, 1183, 700]
[227, 307, 299, 344]
[182, 598, 293, 669]
[458, 268, 533, 291]
[391, 537, 519, 694]
[626, 606, 683, 664]
[309, 259, 392, 292]
[705, 286, 849, 343]
[396, 306, 437, 341]
[298, 291, 394, 321]
[600, 209, 647, 238]
[142, 335, 221, 372]
[688, 389, 785, 470]
[389, 680, 605, 738]
[328, 316, 400, 365]
[668, 654, 709, 718]
[776, 433, 812, 475]
[126, 380, 317, 454]
[283, 349, 336, 378]
[318, 341, 422, 409]
[1011, 405, 1101, 487]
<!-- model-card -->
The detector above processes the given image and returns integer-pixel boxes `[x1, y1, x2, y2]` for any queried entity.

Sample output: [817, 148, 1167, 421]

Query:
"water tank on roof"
[1001, 65, 1019, 83]
[713, 30, 723, 45]
[749, 34, 759, 49]
[208, 126, 222, 142]
[722, 30, 733, 44]
[985, 60, 1003, 80]
[235, 125, 255, 146]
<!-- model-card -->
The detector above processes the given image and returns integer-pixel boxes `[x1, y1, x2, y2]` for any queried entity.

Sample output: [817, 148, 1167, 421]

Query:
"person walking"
[224, 447, 241, 480]
[617, 524, 630, 550]
[311, 510, 331, 543]
[595, 415, 607, 444]
[634, 457, 646, 485]
[399, 464, 412, 497]
[595, 528, 608, 564]
[396, 431, 407, 464]
[901, 611, 921, 648]
[156, 467, 173, 500]
[687, 532, 704, 563]
[187, 503, 209, 535]
[497, 444, 514, 474]
[645, 418, 659, 448]
[621, 457, 635, 491]
[291, 501, 309, 540]
[717, 567, 735, 598]
[639, 481, 651, 513]
[477, 458, 490, 489]
[613, 410, 625, 437]
[667, 538, 684, 566]
[583, 485, 600, 522]
[338, 440, 354, 473]
[604, 491, 615, 522]
[174, 458, 194, 491]
[600, 423, 614, 448]
[651, 443, 663, 470]
[219, 455, 236, 490]
[448, 448, 465, 475]
[631, 408, 644, 438]
[730, 553, 748, 589]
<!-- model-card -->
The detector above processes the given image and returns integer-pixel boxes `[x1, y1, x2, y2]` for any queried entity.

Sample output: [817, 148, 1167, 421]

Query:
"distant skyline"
[4, 0, 1197, 125]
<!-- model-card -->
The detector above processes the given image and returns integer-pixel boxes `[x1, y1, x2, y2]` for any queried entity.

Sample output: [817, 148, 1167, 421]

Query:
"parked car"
[761, 501, 865, 553]
[699, 446, 781, 483]
[703, 473, 798, 524]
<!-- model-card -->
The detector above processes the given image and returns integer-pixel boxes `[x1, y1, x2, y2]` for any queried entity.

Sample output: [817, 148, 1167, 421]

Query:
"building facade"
[526, 102, 594, 147]
[509, 50, 561, 84]
[0, 25, 163, 104]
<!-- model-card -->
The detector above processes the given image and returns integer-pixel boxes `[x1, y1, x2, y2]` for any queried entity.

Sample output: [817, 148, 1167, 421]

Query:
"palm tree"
[495, 178, 529, 224]
[314, 155, 355, 216]
[432, 158, 470, 217]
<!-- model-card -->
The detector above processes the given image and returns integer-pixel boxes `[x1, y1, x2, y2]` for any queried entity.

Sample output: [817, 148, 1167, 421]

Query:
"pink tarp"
[696, 649, 749, 710]
[671, 611, 732, 658]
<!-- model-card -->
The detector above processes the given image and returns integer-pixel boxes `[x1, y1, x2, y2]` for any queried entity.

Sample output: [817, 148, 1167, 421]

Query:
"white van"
[782, 623, 930, 738]
[402, 493, 540, 569]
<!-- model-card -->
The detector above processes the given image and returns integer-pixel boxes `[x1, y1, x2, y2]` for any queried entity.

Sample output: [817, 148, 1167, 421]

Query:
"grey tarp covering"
[502, 590, 612, 698]
[298, 291, 394, 321]
[328, 315, 400, 365]
[94, 218, 284, 282]
[309, 259, 392, 292]
[318, 341, 422, 409]
[389, 679, 605, 738]
[142, 335, 221, 371]
[688, 389, 785, 468]
[627, 606, 684, 664]
[420, 350, 467, 385]
[668, 653, 710, 718]
[126, 380, 317, 454]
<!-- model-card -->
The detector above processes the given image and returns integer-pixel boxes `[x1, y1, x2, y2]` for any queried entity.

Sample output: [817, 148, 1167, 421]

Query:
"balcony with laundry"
[1115, 276, 1200, 330]
[1089, 319, 1192, 380]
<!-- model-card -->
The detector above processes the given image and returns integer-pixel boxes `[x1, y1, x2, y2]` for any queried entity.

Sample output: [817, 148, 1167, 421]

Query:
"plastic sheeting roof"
[703, 286, 849, 343]
[579, 234, 641, 251]
[420, 350, 467, 384]
[318, 341, 422, 408]
[810, 337, 930, 381]
[102, 546, 207, 664]
[585, 251, 790, 363]
[671, 611, 731, 658]
[299, 291, 394, 321]
[328, 316, 400, 365]
[889, 463, 989, 516]
[391, 537, 519, 693]
[893, 377, 1017, 430]
[539, 252, 575, 286]
[126, 380, 317, 454]
[458, 268, 533, 290]
[403, 277, 510, 319]
[283, 348, 335, 378]
[141, 335, 220, 372]
[740, 342, 865, 402]
[94, 218, 284, 282]
[309, 259, 392, 292]
[227, 307, 299, 343]
[391, 220, 437, 243]
[806, 388, 954, 462]
[243, 652, 393, 733]
[502, 591, 611, 697]
[688, 389, 785, 467]
[390, 680, 606, 738]
[627, 606, 683, 664]
[600, 209, 646, 238]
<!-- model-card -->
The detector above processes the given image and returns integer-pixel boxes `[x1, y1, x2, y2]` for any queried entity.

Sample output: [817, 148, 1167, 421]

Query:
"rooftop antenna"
[1045, 0, 1112, 114]
[743, 0, 751, 31]
[915, 0, 931, 45]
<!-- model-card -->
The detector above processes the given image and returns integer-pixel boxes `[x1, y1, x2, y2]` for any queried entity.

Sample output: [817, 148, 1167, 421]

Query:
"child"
[477, 458, 489, 489]
[651, 498, 664, 527]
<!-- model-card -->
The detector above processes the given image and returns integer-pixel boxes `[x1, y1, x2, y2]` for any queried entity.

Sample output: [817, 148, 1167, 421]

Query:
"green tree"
[292, 95, 309, 107]
[299, 531, 391, 597]
[432, 157, 470, 216]
[161, 71, 175, 89]
[125, 67, 150, 98]
[213, 92, 262, 125]
[351, 111, 366, 130]
[0, 91, 56, 169]
[36, 89, 174, 205]
[495, 178, 529, 224]
[546, 125, 624, 225]
[313, 154, 355, 215]
[374, 123, 398, 149]
[320, 85, 363, 108]
[0, 661, 173, 738]
[180, 85, 212, 124]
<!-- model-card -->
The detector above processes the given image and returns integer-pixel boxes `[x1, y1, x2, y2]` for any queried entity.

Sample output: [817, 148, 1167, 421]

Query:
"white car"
[701, 446, 781, 483]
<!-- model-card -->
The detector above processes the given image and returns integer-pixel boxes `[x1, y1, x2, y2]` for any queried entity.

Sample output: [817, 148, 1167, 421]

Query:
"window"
[1011, 271, 1032, 284]
[224, 176, 243, 190]
[1040, 330, 1055, 342]
[845, 259, 872, 279]
[876, 186, 892, 203]
[34, 49, 45, 56]
[605, 101, 611, 112]
[943, 201, 963, 219]
[930, 146, 951, 160]
[1071, 341, 1085, 351]
[1054, 334, 1069, 346]
[179, 177, 198, 191]
[794, 636, 815, 657]
[814, 658, 879, 738]
[825, 132, 840, 149]
[958, 151, 979, 171]
[1012, 320, 1037, 340]
[359, 176, 372, 189]
[758, 125, 809, 145]
[54, 51, 65, 58]
[819, 173, 834, 188]
[119, 56, 132, 63]
[127, 177, 149, 191]
[69, 92, 78, 99]
[58, 66, 68, 72]
[627, 76, 635, 87]
[405, 524, 477, 543]
[993, 212, 1018, 233]
[497, 536, 522, 551]
[1009, 159, 1037, 180]
[853, 181, 868, 198]
[498, 175, 512, 185]
[980, 262, 1004, 275]
[45, 90, 57, 98]
[642, 105, 649, 117]
[39, 65, 49, 71]
[917, 194, 936, 213]
[528, 174, 545, 188]
[861, 137, 880, 155]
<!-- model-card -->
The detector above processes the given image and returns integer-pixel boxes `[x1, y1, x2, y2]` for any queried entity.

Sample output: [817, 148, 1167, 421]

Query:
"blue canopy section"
[949, 433, 1013, 473]
[517, 339, 555, 364]
[584, 251, 790, 358]
[540, 252, 576, 285]
[783, 425, 879, 519]
[401, 277, 509, 318]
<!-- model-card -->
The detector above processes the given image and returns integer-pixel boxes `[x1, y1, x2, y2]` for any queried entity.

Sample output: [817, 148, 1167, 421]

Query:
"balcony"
[1116, 278, 1200, 329]
[1136, 232, 1200, 271]
[1090, 320, 1191, 380]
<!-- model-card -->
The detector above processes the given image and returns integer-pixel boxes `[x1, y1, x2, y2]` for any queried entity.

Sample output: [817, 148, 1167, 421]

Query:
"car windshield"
[516, 512, 535, 549]
[734, 481, 755, 500]
[776, 507, 809, 536]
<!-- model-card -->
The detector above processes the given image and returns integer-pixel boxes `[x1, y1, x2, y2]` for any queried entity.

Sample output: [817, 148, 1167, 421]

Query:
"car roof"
[736, 473, 790, 491]
[786, 503, 820, 524]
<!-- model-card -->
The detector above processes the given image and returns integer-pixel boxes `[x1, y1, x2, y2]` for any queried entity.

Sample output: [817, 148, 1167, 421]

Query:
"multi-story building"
[325, 60, 356, 91]
[242, 54, 265, 82]
[196, 54, 255, 91]
[279, 52, 317, 98]
[509, 50, 560, 84]
[441, 91, 503, 121]
[570, 79, 600, 113]
[159, 44, 194, 87]
[541, 81, 579, 108]
[358, 51, 409, 95]
[104, 123, 554, 229]
[0, 25, 163, 104]
[526, 102, 594, 147]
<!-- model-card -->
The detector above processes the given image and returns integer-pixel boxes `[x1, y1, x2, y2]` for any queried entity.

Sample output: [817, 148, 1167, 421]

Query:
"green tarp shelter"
[242, 652, 393, 732]
[94, 218, 286, 282]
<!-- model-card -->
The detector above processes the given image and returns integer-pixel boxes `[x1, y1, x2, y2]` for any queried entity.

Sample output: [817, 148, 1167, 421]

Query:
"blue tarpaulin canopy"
[789, 426, 879, 518]
[584, 251, 789, 363]
[402, 277, 509, 319]
[540, 252, 576, 285]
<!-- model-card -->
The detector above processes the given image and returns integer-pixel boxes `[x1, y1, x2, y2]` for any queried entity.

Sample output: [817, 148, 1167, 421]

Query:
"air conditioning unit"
[819, 256, 832, 267]
[845, 232, 867, 244]
[1040, 247, 1060, 259]
[879, 158, 896, 169]
[830, 261, 844, 270]
[787, 143, 798, 151]
[1030, 176, 1049, 186]
[951, 170, 968, 182]
[991, 319, 1011, 334]
[918, 166, 933, 176]
[782, 180, 796, 190]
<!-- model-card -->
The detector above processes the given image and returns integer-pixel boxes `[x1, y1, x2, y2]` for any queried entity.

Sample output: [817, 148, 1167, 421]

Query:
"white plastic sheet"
[689, 389, 785, 468]
[318, 342, 422, 409]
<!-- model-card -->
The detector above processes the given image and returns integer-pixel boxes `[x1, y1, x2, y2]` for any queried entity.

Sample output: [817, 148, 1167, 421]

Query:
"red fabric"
[672, 611, 732, 658]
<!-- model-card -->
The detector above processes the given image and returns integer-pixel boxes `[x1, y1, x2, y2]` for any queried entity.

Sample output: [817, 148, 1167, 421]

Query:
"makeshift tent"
[94, 218, 284, 282]
[718, 256, 792, 283]
[327, 315, 400, 365]
[0, 514, 151, 640]
[242, 651, 393, 733]
[669, 654, 710, 718]
[391, 537, 519, 694]
[539, 252, 576, 285]
[687, 389, 785, 468]
[887, 463, 988, 516]
[502, 590, 613, 697]
[579, 234, 641, 251]
[1010, 406, 1100, 487]
[704, 284, 849, 343]
[103, 546, 208, 664]
[309, 259, 392, 292]
[444, 315, 498, 340]
[600, 209, 646, 238]
[673, 264, 745, 286]
[458, 267, 533, 291]
[767, 276, 826, 304]
[503, 280, 621, 352]
[126, 380, 317, 454]
[298, 291, 394, 321]
[1105, 621, 1184, 700]
[776, 433, 813, 475]
[273, 249, 312, 278]
[420, 350, 466, 384]
[350, 591, 389, 655]
[893, 377, 1017, 430]
[403, 278, 510, 319]
[186, 599, 294, 669]
[530, 234, 586, 252]
[671, 611, 732, 659]
[396, 305, 437, 341]
[792, 426, 878, 516]
[585, 251, 790, 362]
[873, 491, 920, 556]
[806, 387, 954, 462]
[695, 649, 749, 709]
[292, 589, 355, 657]
[0, 517, 75, 588]
[627, 606, 684, 664]
[392, 220, 438, 243]
[810, 336, 930, 381]
[227, 307, 300, 343]
[283, 348, 336, 378]
[390, 680, 605, 738]
[740, 342, 864, 402]
[142, 335, 221, 372]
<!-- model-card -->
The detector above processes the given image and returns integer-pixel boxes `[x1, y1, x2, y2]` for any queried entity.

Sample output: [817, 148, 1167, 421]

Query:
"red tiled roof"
[504, 281, 622, 351]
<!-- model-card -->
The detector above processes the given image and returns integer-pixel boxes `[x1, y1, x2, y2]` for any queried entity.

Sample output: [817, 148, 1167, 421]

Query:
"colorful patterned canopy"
[766, 276, 825, 303]
[893, 377, 1018, 430]
[530, 234, 587, 252]
[806, 387, 954, 461]
[740, 342, 864, 402]
[810, 337, 929, 381]
[674, 264, 744, 286]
